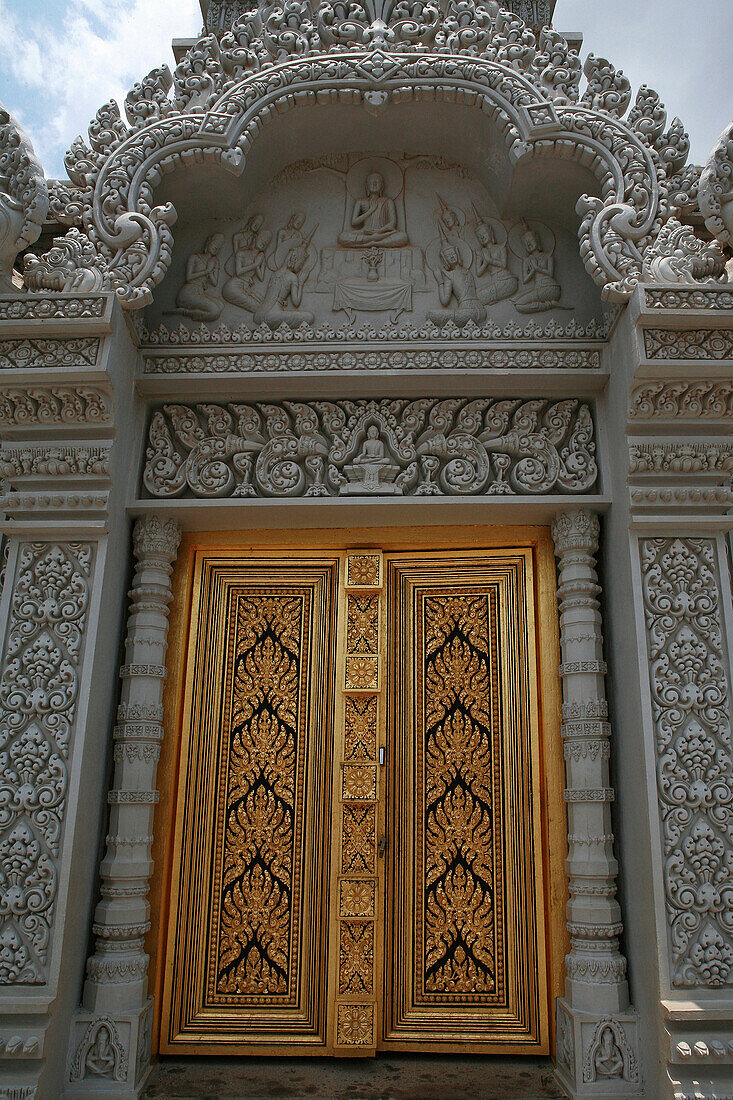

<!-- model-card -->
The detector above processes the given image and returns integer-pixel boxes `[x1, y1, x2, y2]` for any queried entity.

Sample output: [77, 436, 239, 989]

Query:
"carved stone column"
[552, 509, 641, 1098]
[66, 514, 181, 1099]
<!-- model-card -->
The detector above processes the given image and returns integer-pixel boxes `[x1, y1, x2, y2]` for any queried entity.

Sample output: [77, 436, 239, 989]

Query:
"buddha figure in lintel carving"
[338, 172, 408, 248]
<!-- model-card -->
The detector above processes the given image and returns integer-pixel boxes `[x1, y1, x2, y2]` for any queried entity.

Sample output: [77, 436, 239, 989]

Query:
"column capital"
[132, 514, 181, 562]
[552, 508, 600, 556]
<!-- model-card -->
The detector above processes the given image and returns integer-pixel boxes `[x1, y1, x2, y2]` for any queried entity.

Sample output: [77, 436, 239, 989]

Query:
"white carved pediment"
[149, 152, 605, 336]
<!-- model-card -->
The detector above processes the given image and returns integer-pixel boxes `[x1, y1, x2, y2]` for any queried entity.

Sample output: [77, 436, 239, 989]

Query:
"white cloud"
[0, 0, 730, 179]
[0, 0, 201, 177]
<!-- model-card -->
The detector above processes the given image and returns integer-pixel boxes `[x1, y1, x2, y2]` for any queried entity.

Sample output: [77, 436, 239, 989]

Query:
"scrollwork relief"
[0, 542, 93, 984]
[0, 296, 108, 322]
[629, 381, 733, 420]
[643, 328, 733, 361]
[143, 397, 597, 499]
[640, 538, 733, 987]
[0, 339, 100, 372]
[0, 387, 111, 429]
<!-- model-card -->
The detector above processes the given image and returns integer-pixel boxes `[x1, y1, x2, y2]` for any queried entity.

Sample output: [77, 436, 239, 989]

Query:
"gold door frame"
[151, 526, 567, 1057]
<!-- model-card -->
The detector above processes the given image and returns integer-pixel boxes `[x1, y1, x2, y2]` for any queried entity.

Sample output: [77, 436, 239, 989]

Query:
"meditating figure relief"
[338, 172, 408, 247]
[593, 1026, 625, 1080]
[84, 1026, 117, 1078]
[174, 233, 225, 321]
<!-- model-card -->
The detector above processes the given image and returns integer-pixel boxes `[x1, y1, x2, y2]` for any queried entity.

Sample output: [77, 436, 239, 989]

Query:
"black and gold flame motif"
[420, 593, 499, 997]
[215, 594, 306, 998]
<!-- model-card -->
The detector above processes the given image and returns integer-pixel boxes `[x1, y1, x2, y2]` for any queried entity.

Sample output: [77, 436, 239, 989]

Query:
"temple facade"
[0, 1, 732, 1097]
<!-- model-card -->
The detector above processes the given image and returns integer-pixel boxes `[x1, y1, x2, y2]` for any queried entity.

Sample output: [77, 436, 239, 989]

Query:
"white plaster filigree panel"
[640, 537, 733, 987]
[143, 397, 597, 498]
[0, 542, 93, 984]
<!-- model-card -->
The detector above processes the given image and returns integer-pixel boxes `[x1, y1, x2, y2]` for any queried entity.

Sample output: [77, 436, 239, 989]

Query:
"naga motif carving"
[0, 543, 93, 983]
[23, 6, 718, 309]
[0, 102, 48, 292]
[640, 538, 733, 987]
[143, 397, 597, 499]
[699, 122, 733, 247]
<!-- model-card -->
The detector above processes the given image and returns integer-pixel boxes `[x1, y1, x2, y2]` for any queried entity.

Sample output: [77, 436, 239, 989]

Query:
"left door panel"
[161, 553, 339, 1053]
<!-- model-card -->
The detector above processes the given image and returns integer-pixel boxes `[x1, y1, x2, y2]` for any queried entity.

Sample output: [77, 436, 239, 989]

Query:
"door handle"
[378, 833, 388, 857]
[379, 747, 385, 766]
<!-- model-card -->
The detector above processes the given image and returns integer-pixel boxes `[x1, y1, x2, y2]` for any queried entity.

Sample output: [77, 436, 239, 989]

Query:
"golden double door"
[159, 537, 563, 1056]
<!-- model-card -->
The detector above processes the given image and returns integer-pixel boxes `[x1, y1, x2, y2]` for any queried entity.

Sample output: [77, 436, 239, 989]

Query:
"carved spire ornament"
[0, 102, 48, 292]
[699, 122, 733, 247]
[17, 3, 725, 309]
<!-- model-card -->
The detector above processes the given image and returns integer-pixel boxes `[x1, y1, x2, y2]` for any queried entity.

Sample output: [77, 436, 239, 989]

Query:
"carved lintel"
[143, 397, 598, 499]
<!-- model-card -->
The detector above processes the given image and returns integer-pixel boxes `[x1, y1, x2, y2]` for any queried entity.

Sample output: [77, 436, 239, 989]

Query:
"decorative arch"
[23, 3, 724, 308]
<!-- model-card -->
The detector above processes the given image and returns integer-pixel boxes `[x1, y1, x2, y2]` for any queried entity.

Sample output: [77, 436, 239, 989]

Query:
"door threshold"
[144, 1053, 566, 1099]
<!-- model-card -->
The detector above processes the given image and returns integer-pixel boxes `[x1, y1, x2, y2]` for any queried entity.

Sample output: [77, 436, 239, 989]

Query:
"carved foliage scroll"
[214, 593, 306, 1001]
[143, 398, 597, 500]
[640, 538, 733, 987]
[420, 592, 499, 998]
[0, 542, 93, 983]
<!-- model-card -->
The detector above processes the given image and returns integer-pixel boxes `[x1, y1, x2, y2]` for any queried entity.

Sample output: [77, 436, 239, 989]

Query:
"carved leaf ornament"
[143, 397, 597, 498]
[18, 5, 726, 308]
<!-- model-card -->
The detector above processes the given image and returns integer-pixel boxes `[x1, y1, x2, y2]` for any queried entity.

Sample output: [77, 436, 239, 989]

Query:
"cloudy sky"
[0, 0, 730, 179]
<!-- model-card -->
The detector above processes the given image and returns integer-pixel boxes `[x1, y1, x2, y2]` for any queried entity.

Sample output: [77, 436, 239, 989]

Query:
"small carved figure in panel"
[427, 242, 486, 327]
[341, 425, 402, 493]
[473, 215, 518, 305]
[222, 215, 270, 312]
[434, 194, 467, 250]
[84, 1025, 118, 1078]
[590, 1024, 625, 1080]
[175, 232, 225, 320]
[254, 242, 316, 328]
[271, 211, 314, 269]
[339, 165, 408, 248]
[509, 220, 564, 313]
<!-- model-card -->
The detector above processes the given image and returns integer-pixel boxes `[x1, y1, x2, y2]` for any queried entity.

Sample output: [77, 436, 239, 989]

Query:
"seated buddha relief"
[338, 171, 409, 248]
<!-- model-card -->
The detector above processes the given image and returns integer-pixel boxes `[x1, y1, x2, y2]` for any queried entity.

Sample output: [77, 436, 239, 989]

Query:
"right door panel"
[384, 550, 549, 1052]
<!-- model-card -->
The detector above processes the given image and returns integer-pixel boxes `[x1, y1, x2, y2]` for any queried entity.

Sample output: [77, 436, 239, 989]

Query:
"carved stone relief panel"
[0, 542, 94, 984]
[639, 538, 733, 988]
[142, 398, 598, 499]
[148, 154, 606, 336]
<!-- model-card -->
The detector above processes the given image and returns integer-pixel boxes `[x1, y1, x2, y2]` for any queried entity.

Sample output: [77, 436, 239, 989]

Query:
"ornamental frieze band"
[142, 397, 597, 498]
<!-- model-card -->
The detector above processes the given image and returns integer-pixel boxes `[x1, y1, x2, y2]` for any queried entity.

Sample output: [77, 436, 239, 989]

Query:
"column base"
[64, 1000, 152, 1100]
[556, 999, 643, 1098]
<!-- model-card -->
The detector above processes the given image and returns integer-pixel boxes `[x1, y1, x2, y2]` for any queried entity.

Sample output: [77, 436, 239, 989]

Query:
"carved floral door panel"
[161, 546, 551, 1055]
[161, 555, 340, 1052]
[384, 552, 549, 1052]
